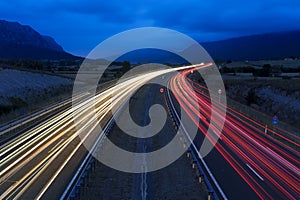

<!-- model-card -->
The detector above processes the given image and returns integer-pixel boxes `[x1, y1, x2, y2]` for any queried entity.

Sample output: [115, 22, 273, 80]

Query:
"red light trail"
[169, 66, 300, 199]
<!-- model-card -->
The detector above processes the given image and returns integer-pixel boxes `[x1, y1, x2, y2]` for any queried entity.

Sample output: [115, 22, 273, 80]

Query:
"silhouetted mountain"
[0, 20, 78, 59]
[115, 48, 189, 64]
[113, 30, 300, 64]
[201, 30, 300, 61]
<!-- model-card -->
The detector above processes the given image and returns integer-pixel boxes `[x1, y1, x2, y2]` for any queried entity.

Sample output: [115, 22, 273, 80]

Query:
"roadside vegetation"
[217, 59, 300, 130]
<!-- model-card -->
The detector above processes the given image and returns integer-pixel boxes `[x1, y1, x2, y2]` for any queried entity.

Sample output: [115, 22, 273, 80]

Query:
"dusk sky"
[1, 0, 300, 56]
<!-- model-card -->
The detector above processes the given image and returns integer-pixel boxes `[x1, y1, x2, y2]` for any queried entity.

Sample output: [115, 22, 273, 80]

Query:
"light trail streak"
[169, 67, 300, 199]
[0, 64, 203, 199]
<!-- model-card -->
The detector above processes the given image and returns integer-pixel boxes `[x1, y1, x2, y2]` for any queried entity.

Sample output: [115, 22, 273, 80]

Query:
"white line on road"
[246, 163, 264, 181]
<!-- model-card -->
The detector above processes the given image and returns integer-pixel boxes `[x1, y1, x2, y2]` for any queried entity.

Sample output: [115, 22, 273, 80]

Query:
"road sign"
[160, 88, 164, 93]
[272, 115, 278, 125]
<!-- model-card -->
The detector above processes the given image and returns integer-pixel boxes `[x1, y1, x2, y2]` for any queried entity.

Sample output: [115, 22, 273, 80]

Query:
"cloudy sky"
[1, 0, 300, 56]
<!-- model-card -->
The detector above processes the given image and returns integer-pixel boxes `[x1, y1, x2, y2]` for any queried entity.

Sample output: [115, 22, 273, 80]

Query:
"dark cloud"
[1, 0, 299, 56]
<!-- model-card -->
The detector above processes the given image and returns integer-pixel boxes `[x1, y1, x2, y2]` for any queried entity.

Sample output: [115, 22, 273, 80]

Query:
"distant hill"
[114, 48, 189, 64]
[0, 20, 78, 59]
[110, 30, 300, 64]
[2, 19, 299, 62]
[201, 30, 300, 61]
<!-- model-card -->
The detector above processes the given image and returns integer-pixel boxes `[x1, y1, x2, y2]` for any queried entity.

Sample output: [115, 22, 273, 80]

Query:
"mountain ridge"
[1, 19, 299, 61]
[106, 30, 300, 64]
[0, 20, 78, 59]
[201, 30, 300, 61]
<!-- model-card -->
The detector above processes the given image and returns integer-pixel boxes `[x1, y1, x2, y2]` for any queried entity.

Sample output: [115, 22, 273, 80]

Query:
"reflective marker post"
[264, 124, 268, 134]
[218, 89, 222, 103]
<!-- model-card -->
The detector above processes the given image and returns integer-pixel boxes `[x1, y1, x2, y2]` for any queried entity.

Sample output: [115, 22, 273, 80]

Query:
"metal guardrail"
[60, 80, 137, 200]
[0, 92, 89, 137]
[60, 117, 115, 200]
[166, 85, 227, 200]
[0, 78, 118, 137]
[61, 76, 226, 199]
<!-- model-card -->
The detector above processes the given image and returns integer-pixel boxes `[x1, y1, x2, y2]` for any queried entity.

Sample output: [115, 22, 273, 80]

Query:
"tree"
[253, 64, 271, 77]
[122, 61, 131, 73]
[261, 64, 271, 77]
[246, 89, 257, 105]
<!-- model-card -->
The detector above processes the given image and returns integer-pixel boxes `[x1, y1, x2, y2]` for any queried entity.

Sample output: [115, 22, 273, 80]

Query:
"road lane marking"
[246, 163, 264, 181]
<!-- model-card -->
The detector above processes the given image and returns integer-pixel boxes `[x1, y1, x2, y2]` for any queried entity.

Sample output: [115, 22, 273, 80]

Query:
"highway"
[75, 81, 208, 199]
[168, 66, 300, 199]
[0, 64, 201, 199]
[0, 62, 299, 199]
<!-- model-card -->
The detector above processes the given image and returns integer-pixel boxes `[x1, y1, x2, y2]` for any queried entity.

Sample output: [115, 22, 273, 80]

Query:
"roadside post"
[264, 124, 268, 134]
[218, 89, 222, 103]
